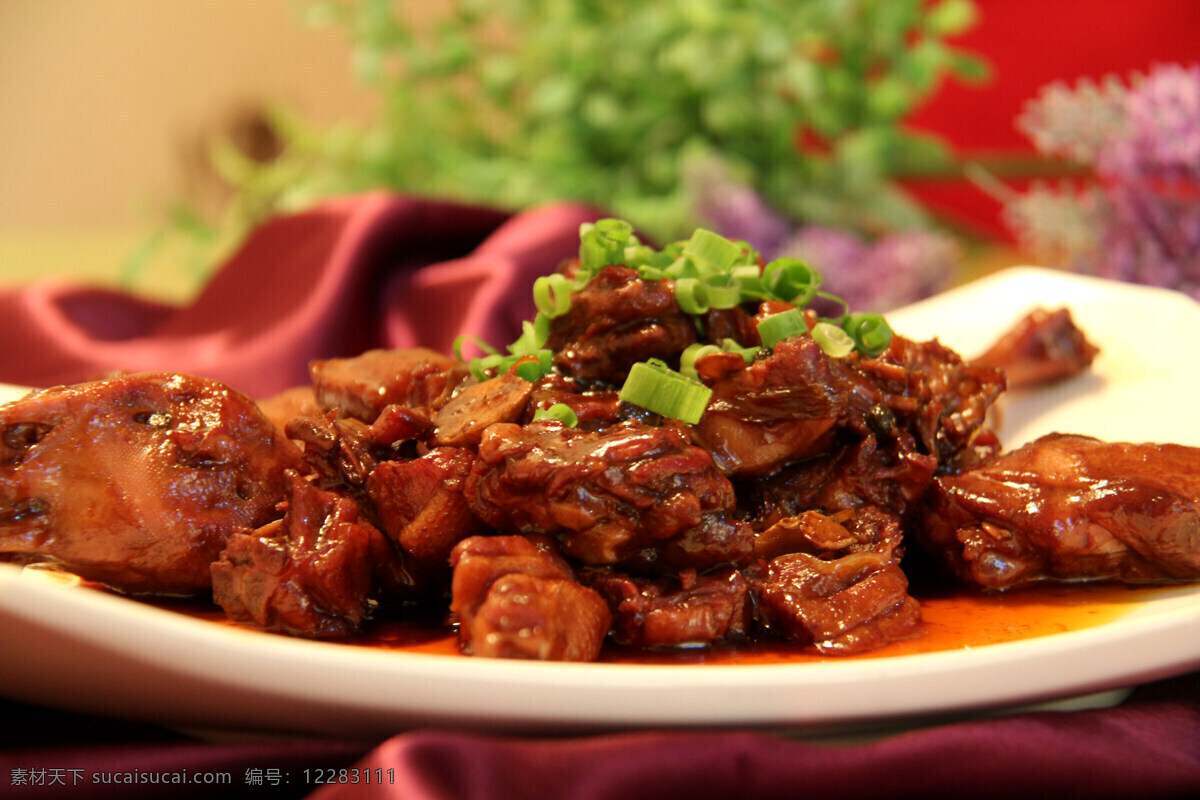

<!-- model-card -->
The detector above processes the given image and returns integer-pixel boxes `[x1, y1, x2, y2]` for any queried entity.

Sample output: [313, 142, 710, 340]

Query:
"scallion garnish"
[579, 219, 634, 272]
[763, 258, 823, 307]
[700, 273, 744, 309]
[533, 274, 575, 318]
[679, 343, 724, 380]
[682, 228, 743, 274]
[756, 308, 810, 349]
[532, 402, 580, 427]
[469, 219, 892, 387]
[508, 314, 551, 356]
[618, 358, 713, 424]
[841, 312, 894, 358]
[811, 321, 856, 358]
[674, 277, 709, 315]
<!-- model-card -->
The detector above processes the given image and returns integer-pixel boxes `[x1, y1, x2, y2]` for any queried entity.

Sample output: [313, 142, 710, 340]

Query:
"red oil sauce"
[146, 581, 1166, 665]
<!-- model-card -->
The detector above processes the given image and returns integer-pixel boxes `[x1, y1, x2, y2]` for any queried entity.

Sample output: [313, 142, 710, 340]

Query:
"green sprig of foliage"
[138, 0, 987, 289]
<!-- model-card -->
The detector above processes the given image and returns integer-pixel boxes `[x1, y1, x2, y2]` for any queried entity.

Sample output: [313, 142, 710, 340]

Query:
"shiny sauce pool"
[145, 581, 1168, 665]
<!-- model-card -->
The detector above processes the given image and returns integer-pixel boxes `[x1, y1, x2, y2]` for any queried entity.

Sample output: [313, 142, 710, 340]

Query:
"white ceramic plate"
[2, 266, 1200, 739]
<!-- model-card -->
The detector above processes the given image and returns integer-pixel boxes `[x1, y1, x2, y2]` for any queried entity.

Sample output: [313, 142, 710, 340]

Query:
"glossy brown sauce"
[143, 581, 1168, 666]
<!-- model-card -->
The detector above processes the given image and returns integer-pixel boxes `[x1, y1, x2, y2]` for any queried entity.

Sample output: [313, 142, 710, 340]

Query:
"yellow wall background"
[0, 0, 376, 297]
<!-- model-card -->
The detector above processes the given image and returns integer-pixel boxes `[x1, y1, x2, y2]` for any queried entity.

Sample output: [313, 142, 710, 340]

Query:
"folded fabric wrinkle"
[0, 194, 601, 399]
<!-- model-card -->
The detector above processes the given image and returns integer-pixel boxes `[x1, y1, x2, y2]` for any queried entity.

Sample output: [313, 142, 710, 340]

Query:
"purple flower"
[683, 153, 794, 257]
[684, 150, 960, 312]
[1099, 64, 1200, 184]
[1008, 63, 1200, 299]
[778, 226, 959, 311]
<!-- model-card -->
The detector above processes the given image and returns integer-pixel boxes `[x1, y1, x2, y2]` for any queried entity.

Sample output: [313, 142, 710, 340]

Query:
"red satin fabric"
[0, 194, 599, 399]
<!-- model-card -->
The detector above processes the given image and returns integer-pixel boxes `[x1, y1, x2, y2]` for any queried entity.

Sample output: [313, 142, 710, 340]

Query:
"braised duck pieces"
[921, 433, 1200, 590]
[0, 373, 303, 595]
[450, 534, 611, 661]
[211, 470, 388, 638]
[974, 307, 1099, 391]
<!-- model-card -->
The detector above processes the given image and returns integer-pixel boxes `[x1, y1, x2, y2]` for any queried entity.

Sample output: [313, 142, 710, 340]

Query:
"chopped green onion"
[731, 241, 761, 266]
[513, 352, 551, 382]
[533, 274, 574, 318]
[532, 403, 579, 427]
[717, 338, 761, 363]
[763, 258, 823, 306]
[508, 313, 551, 356]
[453, 334, 498, 361]
[618, 358, 712, 424]
[842, 312, 893, 357]
[679, 343, 723, 380]
[664, 254, 704, 280]
[683, 228, 742, 273]
[469, 348, 553, 382]
[756, 308, 809, 348]
[674, 277, 709, 314]
[468, 353, 506, 381]
[811, 321, 855, 358]
[595, 217, 634, 240]
[700, 273, 743, 309]
[579, 218, 633, 271]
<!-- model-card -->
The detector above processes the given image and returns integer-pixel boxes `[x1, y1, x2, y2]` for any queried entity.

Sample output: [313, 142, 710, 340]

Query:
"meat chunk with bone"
[465, 419, 750, 567]
[691, 333, 1004, 478]
[973, 307, 1099, 390]
[0, 373, 302, 594]
[753, 506, 905, 563]
[752, 550, 921, 655]
[546, 266, 698, 384]
[690, 337, 850, 476]
[584, 567, 750, 649]
[450, 535, 612, 661]
[285, 404, 434, 493]
[857, 334, 1005, 465]
[920, 433, 1200, 590]
[212, 471, 390, 638]
[368, 446, 482, 568]
[754, 436, 938, 523]
[309, 347, 465, 422]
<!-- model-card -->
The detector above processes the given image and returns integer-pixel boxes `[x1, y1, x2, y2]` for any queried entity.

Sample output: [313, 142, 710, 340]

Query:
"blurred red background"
[904, 0, 1200, 241]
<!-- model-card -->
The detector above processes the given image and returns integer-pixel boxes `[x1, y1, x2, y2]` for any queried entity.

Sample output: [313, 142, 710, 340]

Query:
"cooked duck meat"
[920, 433, 1200, 590]
[584, 566, 751, 649]
[310, 347, 465, 422]
[256, 385, 323, 433]
[856, 335, 1006, 465]
[0, 373, 302, 595]
[524, 374, 626, 430]
[974, 307, 1099, 390]
[433, 370, 532, 448]
[690, 337, 852, 475]
[286, 405, 434, 493]
[642, 510, 755, 574]
[752, 549, 922, 655]
[211, 471, 388, 638]
[703, 305, 764, 348]
[465, 418, 740, 566]
[692, 333, 1004, 478]
[546, 266, 698, 384]
[8, 217, 1180, 663]
[753, 506, 905, 562]
[449, 534, 612, 661]
[753, 437, 938, 523]
[368, 447, 482, 567]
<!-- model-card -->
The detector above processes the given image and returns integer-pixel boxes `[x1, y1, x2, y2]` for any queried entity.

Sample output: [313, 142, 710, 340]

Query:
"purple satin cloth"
[2, 194, 1200, 799]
